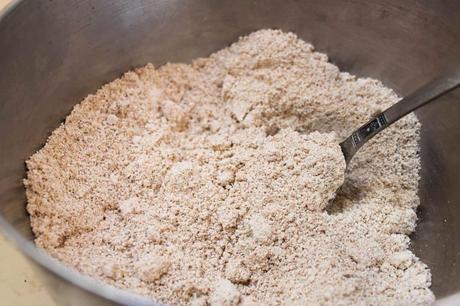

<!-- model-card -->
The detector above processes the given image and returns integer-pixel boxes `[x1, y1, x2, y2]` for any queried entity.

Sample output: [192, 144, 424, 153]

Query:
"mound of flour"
[25, 30, 434, 305]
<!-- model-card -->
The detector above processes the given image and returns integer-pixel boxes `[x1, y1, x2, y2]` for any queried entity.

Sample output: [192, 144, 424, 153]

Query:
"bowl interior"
[0, 0, 460, 299]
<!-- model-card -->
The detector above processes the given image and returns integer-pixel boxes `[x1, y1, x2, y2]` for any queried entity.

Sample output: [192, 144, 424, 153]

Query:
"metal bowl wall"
[0, 1, 459, 305]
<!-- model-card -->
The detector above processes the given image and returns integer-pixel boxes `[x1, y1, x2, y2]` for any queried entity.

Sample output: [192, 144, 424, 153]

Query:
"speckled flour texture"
[25, 30, 434, 305]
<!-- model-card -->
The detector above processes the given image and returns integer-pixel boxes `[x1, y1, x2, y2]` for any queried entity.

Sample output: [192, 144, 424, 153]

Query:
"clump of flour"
[24, 29, 434, 305]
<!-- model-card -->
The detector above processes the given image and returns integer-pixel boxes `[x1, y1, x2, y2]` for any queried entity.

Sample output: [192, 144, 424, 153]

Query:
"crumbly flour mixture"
[25, 30, 434, 305]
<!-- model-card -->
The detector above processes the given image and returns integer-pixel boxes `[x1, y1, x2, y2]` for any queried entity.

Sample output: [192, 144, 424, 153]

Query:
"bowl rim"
[0, 1, 457, 305]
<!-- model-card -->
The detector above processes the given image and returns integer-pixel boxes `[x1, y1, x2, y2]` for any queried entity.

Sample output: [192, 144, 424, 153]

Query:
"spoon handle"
[340, 68, 460, 164]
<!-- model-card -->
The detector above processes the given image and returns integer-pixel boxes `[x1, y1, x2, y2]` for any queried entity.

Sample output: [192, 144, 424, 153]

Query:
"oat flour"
[25, 30, 434, 305]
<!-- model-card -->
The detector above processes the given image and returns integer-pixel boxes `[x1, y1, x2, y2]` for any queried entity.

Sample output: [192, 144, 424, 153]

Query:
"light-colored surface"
[0, 234, 55, 306]
[0, 3, 55, 306]
[0, 0, 10, 10]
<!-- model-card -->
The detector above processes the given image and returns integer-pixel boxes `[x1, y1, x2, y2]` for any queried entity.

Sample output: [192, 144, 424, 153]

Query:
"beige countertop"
[0, 0, 10, 10]
[0, 235, 55, 306]
[0, 2, 56, 306]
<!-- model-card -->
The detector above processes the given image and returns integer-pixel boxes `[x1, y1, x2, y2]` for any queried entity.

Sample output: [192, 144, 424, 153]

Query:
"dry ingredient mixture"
[25, 30, 434, 305]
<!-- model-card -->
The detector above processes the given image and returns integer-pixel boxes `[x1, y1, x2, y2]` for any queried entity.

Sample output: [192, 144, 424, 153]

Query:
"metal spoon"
[340, 68, 460, 164]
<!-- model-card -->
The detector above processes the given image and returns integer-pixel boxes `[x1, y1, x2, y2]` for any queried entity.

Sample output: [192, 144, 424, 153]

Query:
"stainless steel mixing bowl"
[0, 1, 459, 305]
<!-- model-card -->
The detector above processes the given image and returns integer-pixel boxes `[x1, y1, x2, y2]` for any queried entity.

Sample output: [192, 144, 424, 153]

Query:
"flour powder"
[25, 30, 434, 305]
